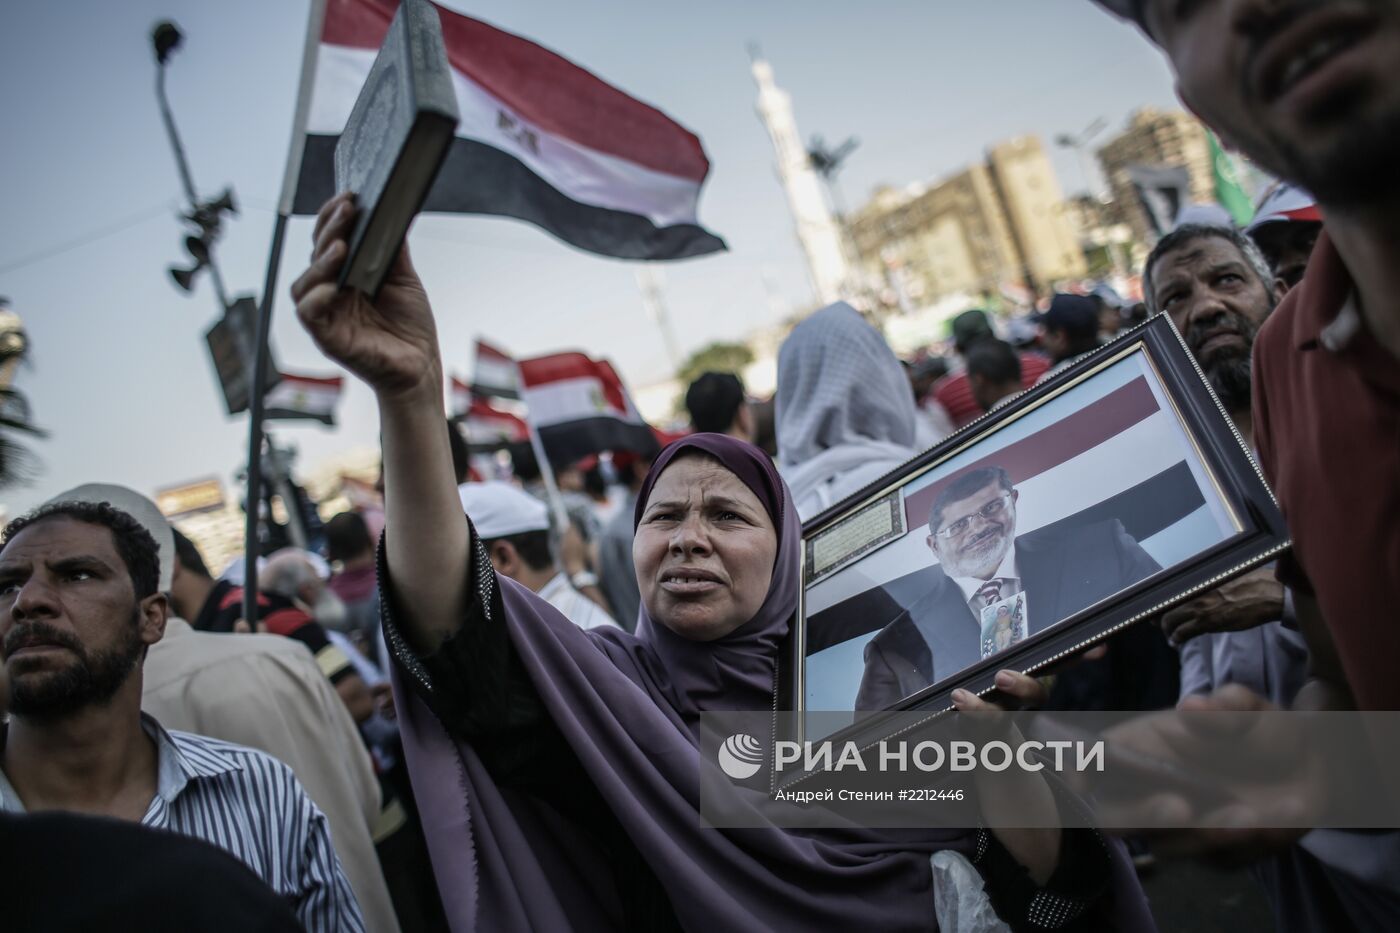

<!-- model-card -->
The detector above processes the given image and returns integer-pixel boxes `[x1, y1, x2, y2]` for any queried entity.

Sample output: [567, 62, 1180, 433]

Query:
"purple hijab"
[391, 434, 1154, 931]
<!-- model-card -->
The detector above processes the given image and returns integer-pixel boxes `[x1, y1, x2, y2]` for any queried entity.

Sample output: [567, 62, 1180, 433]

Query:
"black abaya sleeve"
[378, 527, 684, 932]
[973, 826, 1114, 932]
[378, 523, 558, 781]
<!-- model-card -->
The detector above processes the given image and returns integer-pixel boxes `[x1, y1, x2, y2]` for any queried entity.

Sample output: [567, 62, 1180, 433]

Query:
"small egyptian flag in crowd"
[1247, 182, 1321, 229]
[450, 374, 474, 417]
[452, 371, 528, 449]
[282, 0, 725, 260]
[264, 372, 344, 425]
[519, 352, 658, 465]
[464, 397, 529, 450]
[471, 338, 522, 400]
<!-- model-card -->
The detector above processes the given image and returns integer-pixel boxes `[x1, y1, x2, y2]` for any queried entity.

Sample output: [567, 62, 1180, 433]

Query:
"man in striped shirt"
[0, 500, 363, 932]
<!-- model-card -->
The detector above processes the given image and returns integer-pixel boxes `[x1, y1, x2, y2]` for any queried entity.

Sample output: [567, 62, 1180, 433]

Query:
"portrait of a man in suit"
[855, 465, 1161, 710]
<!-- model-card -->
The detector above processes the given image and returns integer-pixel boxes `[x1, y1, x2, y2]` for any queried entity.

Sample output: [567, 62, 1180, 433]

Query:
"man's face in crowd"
[1145, 0, 1400, 208]
[1099, 302, 1122, 337]
[969, 373, 1001, 414]
[0, 517, 164, 718]
[1252, 220, 1323, 291]
[266, 551, 347, 629]
[1150, 235, 1278, 412]
[928, 481, 1019, 580]
[556, 467, 584, 493]
[1041, 328, 1069, 361]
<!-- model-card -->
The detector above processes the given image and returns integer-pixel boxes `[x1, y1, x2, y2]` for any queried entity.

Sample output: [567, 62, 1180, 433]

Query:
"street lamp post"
[1055, 117, 1109, 201]
[152, 20, 235, 312]
[150, 21, 302, 621]
[1056, 117, 1131, 278]
[808, 134, 874, 309]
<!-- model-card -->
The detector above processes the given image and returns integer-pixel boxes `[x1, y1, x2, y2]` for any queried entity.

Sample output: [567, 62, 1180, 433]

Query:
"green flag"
[1210, 133, 1254, 226]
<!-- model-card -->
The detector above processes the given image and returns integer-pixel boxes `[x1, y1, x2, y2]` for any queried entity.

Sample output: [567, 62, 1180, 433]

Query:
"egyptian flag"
[519, 352, 658, 464]
[464, 397, 529, 451]
[264, 372, 344, 425]
[449, 374, 474, 418]
[1246, 182, 1322, 233]
[282, 0, 725, 260]
[471, 338, 522, 400]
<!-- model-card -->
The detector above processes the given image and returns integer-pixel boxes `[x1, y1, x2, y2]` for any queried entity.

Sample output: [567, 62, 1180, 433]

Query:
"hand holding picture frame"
[780, 314, 1289, 746]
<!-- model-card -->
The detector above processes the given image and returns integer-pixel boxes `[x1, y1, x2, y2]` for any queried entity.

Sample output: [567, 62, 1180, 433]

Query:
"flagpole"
[242, 212, 288, 626]
[277, 0, 329, 215]
[243, 0, 328, 625]
[508, 359, 571, 536]
[525, 416, 574, 539]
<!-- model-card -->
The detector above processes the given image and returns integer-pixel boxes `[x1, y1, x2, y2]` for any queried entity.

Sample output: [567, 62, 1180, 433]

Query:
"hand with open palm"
[290, 192, 442, 403]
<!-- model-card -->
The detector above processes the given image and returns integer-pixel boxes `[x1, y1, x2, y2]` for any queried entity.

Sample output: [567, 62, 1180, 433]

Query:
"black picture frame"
[776, 314, 1289, 754]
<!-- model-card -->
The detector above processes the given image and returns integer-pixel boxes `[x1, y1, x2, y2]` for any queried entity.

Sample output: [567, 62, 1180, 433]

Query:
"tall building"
[156, 447, 382, 577]
[1066, 195, 1134, 278]
[986, 136, 1088, 290]
[1096, 107, 1214, 244]
[751, 54, 854, 306]
[848, 134, 1085, 308]
[157, 478, 247, 577]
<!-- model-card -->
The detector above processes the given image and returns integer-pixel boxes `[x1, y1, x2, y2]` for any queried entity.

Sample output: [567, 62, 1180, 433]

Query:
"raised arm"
[291, 193, 467, 654]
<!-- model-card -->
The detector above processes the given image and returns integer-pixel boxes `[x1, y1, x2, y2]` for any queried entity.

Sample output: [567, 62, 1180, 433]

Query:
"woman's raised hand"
[290, 192, 442, 401]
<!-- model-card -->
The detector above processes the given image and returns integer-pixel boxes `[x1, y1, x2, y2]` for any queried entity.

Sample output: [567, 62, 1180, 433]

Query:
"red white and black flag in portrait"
[282, 0, 726, 260]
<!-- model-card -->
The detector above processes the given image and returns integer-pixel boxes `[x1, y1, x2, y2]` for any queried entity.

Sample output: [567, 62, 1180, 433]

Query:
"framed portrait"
[779, 314, 1289, 743]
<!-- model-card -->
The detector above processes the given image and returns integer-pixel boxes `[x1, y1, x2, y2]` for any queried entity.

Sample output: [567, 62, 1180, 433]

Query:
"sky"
[0, 0, 1174, 517]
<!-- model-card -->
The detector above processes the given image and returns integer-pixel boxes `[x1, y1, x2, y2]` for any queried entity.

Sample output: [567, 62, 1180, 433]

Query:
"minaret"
[0, 300, 25, 391]
[751, 52, 852, 307]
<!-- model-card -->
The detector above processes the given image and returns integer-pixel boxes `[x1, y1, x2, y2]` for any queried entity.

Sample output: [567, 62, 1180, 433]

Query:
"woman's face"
[633, 453, 778, 642]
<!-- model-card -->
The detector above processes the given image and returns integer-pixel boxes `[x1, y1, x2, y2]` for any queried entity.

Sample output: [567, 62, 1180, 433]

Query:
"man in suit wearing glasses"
[856, 465, 1161, 710]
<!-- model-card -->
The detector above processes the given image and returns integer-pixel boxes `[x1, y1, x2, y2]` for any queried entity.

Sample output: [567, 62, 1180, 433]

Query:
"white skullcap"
[44, 483, 174, 593]
[457, 481, 549, 539]
[1175, 203, 1236, 231]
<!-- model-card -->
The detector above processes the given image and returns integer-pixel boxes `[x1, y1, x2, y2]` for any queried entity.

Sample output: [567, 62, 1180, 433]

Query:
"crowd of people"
[3, 0, 1398, 930]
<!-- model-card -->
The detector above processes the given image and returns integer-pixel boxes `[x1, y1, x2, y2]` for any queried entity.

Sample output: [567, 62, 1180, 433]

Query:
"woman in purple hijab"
[292, 194, 1155, 932]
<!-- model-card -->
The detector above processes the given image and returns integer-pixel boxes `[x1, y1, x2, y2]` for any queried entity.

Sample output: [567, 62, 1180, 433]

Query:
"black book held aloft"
[334, 0, 459, 298]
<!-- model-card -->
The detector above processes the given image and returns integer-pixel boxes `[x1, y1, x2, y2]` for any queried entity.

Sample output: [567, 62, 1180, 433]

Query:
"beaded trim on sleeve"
[969, 827, 1104, 930]
[1025, 886, 1090, 930]
[375, 524, 499, 696]
[376, 535, 434, 694]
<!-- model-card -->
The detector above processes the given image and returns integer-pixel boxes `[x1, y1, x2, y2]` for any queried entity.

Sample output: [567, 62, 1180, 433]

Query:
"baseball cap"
[457, 481, 550, 539]
[1042, 294, 1101, 339]
[950, 310, 995, 351]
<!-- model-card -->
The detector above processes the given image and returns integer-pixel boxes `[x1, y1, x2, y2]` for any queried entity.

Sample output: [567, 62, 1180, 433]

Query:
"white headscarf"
[776, 303, 919, 521]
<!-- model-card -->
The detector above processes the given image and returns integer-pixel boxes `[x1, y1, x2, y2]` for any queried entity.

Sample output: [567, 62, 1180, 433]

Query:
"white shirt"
[536, 572, 619, 630]
[949, 545, 1023, 613]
